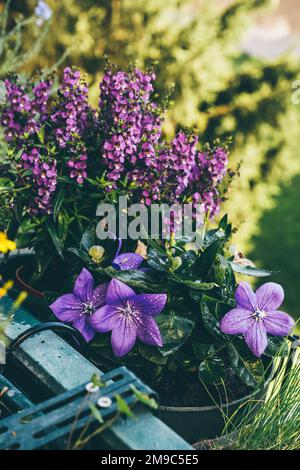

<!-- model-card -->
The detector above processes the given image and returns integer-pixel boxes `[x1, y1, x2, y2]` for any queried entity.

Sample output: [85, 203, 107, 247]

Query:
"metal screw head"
[97, 396, 112, 408]
[85, 382, 99, 394]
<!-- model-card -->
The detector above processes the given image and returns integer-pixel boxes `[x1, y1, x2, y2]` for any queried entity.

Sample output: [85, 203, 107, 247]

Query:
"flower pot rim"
[159, 365, 275, 413]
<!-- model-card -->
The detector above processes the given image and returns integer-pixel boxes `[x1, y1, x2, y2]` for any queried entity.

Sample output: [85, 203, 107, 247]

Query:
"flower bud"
[171, 256, 182, 271]
[88, 245, 105, 263]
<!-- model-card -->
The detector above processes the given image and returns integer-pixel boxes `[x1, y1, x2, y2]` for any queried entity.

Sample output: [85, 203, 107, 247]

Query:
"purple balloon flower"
[90, 278, 167, 357]
[50, 268, 108, 342]
[112, 238, 144, 271]
[220, 282, 295, 357]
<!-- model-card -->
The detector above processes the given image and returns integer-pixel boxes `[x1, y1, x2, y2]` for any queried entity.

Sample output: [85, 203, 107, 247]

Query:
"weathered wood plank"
[1, 296, 192, 450]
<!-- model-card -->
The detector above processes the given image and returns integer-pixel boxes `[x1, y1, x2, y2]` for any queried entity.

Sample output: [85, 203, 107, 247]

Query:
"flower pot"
[15, 264, 44, 298]
[159, 374, 273, 444]
[0, 253, 52, 321]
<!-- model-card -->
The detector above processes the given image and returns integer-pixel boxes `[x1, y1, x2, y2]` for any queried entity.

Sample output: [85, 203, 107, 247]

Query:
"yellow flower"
[0, 232, 16, 254]
[13, 291, 28, 308]
[0, 288, 6, 298]
[0, 279, 14, 298]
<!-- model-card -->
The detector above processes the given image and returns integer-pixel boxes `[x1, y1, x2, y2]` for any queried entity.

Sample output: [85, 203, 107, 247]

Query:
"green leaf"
[169, 271, 216, 290]
[265, 336, 289, 357]
[144, 237, 166, 256]
[193, 239, 225, 280]
[81, 225, 98, 251]
[53, 188, 65, 222]
[88, 402, 104, 424]
[130, 385, 158, 410]
[228, 343, 265, 388]
[115, 394, 134, 418]
[91, 373, 106, 388]
[105, 266, 165, 292]
[147, 248, 169, 271]
[138, 343, 168, 364]
[57, 212, 71, 243]
[43, 291, 61, 305]
[218, 214, 228, 231]
[67, 247, 92, 265]
[156, 314, 195, 357]
[198, 356, 227, 385]
[192, 342, 215, 361]
[200, 296, 225, 339]
[47, 224, 64, 258]
[37, 126, 45, 144]
[220, 256, 274, 277]
[90, 334, 111, 349]
[230, 263, 275, 277]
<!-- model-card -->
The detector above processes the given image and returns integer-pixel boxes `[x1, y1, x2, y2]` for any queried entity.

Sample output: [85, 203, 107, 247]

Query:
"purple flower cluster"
[0, 65, 229, 218]
[99, 68, 228, 217]
[21, 148, 57, 214]
[1, 77, 56, 213]
[191, 146, 228, 218]
[51, 67, 92, 184]
[99, 68, 162, 189]
[1, 78, 52, 142]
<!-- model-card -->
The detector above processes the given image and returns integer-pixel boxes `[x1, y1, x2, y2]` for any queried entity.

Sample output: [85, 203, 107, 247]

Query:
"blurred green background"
[1, 0, 300, 320]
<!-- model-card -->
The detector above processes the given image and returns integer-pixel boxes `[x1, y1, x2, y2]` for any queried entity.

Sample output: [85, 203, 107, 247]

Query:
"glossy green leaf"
[265, 336, 289, 357]
[105, 266, 165, 292]
[169, 272, 216, 290]
[198, 356, 227, 385]
[192, 342, 215, 360]
[47, 224, 64, 258]
[43, 291, 61, 305]
[147, 248, 169, 271]
[81, 225, 98, 251]
[157, 314, 195, 357]
[228, 343, 265, 388]
[218, 214, 228, 231]
[193, 239, 225, 280]
[225, 258, 274, 277]
[200, 296, 225, 339]
[139, 343, 168, 364]
[53, 188, 65, 222]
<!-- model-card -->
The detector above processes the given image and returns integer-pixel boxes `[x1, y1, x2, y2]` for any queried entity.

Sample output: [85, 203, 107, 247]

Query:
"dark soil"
[151, 369, 252, 407]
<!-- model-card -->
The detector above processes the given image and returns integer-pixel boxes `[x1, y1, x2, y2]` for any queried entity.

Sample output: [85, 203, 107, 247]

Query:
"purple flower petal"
[263, 310, 295, 336]
[235, 282, 257, 311]
[256, 282, 284, 312]
[220, 308, 253, 334]
[89, 304, 119, 333]
[111, 317, 138, 357]
[91, 283, 108, 309]
[74, 268, 94, 302]
[106, 278, 135, 304]
[73, 316, 95, 342]
[244, 321, 268, 357]
[133, 293, 167, 317]
[137, 315, 163, 347]
[50, 294, 82, 322]
[113, 253, 144, 270]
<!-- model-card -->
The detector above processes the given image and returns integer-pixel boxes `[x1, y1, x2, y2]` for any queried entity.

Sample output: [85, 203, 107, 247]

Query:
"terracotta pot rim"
[15, 264, 44, 299]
